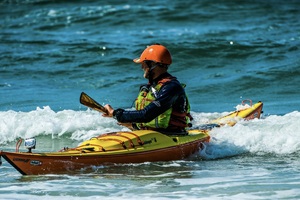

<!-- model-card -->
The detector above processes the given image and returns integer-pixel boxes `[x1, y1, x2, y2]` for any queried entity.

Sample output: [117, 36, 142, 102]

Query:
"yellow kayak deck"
[46, 129, 210, 156]
[211, 101, 263, 126]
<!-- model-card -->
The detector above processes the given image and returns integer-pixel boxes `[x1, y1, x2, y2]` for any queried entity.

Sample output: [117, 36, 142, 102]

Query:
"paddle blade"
[80, 92, 108, 114]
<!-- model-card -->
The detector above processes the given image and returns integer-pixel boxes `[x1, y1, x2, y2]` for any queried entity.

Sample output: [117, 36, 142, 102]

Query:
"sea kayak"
[0, 129, 210, 175]
[0, 100, 263, 175]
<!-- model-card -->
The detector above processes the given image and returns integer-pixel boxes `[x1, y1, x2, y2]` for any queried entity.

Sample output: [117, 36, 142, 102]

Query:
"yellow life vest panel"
[135, 78, 192, 130]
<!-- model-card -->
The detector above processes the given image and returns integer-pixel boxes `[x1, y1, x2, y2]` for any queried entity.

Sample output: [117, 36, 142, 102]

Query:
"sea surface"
[1, 0, 300, 199]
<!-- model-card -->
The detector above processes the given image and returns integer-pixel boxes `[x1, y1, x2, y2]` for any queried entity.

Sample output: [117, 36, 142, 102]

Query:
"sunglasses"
[142, 61, 155, 69]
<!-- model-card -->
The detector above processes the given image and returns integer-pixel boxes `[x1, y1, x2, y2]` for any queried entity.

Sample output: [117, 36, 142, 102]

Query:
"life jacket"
[135, 77, 193, 131]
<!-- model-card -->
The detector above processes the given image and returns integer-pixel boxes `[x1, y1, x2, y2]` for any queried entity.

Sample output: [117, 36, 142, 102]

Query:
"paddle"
[79, 92, 108, 115]
[80, 92, 135, 129]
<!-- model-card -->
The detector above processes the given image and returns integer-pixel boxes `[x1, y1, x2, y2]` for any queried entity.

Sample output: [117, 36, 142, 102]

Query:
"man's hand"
[102, 104, 114, 117]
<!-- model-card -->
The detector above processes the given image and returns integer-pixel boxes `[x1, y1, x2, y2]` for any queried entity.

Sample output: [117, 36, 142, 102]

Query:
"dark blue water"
[1, 1, 300, 199]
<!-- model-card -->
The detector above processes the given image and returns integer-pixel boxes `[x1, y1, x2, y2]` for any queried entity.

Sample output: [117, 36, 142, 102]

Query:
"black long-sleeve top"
[113, 72, 187, 124]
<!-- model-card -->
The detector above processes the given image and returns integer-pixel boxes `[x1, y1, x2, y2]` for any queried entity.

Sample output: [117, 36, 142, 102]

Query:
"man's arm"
[114, 81, 184, 123]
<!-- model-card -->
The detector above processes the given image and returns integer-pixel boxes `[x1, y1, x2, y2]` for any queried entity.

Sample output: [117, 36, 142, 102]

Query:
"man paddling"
[103, 44, 192, 134]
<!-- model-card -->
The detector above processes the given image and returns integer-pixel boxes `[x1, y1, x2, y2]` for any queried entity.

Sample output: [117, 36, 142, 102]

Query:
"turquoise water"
[1, 1, 300, 199]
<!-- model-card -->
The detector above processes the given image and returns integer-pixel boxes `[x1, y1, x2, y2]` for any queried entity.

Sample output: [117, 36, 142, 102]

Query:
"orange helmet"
[133, 44, 172, 65]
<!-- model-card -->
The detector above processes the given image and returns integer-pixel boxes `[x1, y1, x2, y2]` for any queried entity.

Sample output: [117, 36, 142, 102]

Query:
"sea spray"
[0, 106, 119, 145]
[200, 111, 300, 159]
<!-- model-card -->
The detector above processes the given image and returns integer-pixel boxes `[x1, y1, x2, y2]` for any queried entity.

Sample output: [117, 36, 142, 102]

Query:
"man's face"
[141, 61, 150, 79]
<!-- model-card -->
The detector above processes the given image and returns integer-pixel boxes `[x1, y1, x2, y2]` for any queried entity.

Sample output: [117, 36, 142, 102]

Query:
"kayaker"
[103, 44, 193, 134]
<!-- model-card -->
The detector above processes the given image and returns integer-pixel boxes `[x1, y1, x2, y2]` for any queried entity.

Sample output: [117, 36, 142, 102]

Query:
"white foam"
[199, 111, 300, 159]
[0, 106, 122, 144]
[1, 107, 299, 158]
[235, 103, 251, 111]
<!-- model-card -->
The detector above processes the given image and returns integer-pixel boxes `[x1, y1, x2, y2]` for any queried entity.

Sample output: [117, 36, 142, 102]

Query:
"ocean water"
[1, 0, 300, 199]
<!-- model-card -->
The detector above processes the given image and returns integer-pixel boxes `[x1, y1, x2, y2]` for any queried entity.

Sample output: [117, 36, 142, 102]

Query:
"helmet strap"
[149, 64, 157, 72]
[148, 62, 159, 84]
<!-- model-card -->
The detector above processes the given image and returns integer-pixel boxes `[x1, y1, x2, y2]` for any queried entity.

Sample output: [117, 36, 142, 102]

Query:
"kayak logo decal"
[30, 160, 42, 166]
[12, 158, 42, 166]
[13, 158, 30, 163]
